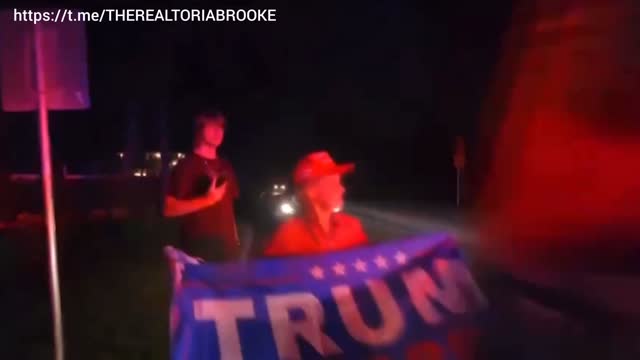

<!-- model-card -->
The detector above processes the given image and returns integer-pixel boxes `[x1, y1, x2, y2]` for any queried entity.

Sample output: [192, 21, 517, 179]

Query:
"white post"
[34, 22, 65, 360]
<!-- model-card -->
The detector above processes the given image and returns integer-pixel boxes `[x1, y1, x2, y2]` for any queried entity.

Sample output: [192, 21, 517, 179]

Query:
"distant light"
[134, 169, 148, 177]
[153, 152, 161, 159]
[177, 153, 185, 159]
[118, 153, 124, 159]
[273, 184, 278, 190]
[333, 207, 342, 213]
[280, 185, 286, 190]
[280, 202, 295, 215]
[170, 160, 178, 167]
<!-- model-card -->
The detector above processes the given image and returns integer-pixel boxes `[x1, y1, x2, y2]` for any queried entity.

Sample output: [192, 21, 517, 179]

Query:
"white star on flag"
[353, 259, 367, 272]
[373, 255, 388, 269]
[310, 266, 324, 279]
[394, 251, 408, 265]
[333, 263, 346, 276]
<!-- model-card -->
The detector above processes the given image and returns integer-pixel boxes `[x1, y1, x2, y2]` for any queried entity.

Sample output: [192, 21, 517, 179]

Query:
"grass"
[1, 215, 179, 359]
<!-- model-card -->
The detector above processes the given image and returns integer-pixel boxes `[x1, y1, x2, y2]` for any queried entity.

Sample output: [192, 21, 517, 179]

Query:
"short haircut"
[194, 109, 226, 139]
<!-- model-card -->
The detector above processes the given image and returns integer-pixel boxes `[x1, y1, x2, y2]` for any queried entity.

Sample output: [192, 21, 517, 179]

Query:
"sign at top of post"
[0, 10, 90, 112]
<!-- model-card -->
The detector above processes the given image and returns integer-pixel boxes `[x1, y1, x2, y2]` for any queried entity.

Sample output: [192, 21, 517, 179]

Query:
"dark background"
[0, 1, 515, 205]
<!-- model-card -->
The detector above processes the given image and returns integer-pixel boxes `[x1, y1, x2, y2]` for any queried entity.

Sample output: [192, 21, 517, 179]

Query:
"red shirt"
[263, 213, 368, 257]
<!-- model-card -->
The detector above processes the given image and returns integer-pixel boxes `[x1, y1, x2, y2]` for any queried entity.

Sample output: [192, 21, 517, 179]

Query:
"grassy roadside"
[1, 216, 179, 359]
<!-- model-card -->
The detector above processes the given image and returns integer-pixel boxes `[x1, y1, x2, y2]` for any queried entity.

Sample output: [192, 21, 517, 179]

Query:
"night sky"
[0, 1, 515, 203]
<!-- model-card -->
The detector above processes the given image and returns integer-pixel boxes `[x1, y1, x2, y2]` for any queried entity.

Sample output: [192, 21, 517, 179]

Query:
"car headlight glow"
[280, 202, 295, 215]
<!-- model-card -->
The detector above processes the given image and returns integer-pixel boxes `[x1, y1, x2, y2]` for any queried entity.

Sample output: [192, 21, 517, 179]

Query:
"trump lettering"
[192, 259, 486, 360]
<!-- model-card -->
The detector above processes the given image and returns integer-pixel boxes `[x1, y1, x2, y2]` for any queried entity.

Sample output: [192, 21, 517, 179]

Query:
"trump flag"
[166, 234, 487, 360]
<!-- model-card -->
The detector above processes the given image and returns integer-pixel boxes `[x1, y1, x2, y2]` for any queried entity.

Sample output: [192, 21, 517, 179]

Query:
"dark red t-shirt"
[167, 153, 240, 260]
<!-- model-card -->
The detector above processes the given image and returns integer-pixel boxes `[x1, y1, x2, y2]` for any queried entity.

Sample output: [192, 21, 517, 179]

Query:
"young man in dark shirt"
[164, 110, 240, 262]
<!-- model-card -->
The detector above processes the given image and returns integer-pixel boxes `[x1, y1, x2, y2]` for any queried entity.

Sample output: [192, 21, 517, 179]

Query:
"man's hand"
[164, 176, 228, 218]
[207, 177, 228, 204]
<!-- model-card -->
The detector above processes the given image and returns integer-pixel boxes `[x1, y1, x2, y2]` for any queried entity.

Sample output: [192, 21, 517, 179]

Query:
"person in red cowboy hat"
[263, 151, 368, 256]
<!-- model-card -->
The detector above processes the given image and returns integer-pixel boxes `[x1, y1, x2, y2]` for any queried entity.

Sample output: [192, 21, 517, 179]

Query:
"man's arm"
[163, 194, 215, 218]
[163, 159, 226, 218]
[164, 181, 227, 217]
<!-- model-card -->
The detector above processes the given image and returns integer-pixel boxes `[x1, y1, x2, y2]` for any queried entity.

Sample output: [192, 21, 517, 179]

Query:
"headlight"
[280, 202, 295, 215]
[272, 184, 287, 195]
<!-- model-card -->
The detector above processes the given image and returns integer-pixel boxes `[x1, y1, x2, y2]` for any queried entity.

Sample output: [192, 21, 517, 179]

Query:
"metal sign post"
[34, 22, 65, 360]
[1, 12, 89, 359]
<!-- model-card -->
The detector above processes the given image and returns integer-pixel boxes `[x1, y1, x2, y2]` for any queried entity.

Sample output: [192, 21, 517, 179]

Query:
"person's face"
[305, 174, 346, 211]
[201, 120, 225, 147]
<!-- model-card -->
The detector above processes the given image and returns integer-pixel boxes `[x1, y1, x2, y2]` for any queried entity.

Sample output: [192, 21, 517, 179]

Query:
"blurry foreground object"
[477, 0, 640, 272]
[473, 2, 640, 358]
